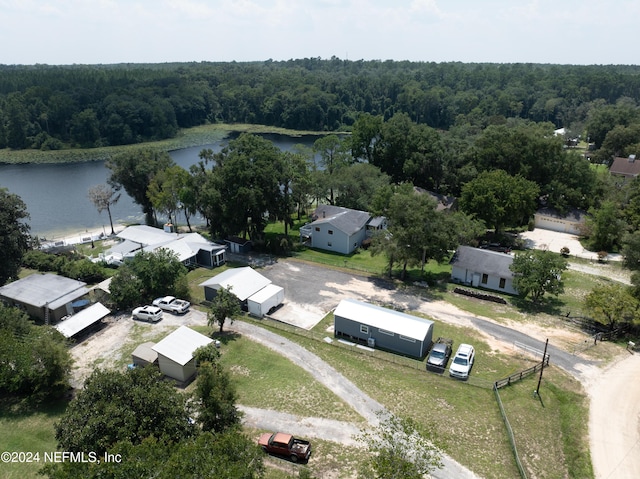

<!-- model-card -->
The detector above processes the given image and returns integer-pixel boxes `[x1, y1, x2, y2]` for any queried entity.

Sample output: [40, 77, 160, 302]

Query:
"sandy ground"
[69, 308, 208, 388]
[520, 229, 622, 261]
[587, 352, 640, 479]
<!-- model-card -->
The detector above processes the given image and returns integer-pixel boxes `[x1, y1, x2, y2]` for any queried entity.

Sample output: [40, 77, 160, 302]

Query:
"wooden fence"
[494, 355, 550, 390]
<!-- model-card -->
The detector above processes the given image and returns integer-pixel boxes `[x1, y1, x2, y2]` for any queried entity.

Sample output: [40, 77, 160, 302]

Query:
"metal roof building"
[0, 273, 90, 323]
[152, 326, 213, 383]
[54, 302, 110, 339]
[333, 298, 434, 358]
[200, 267, 272, 302]
[103, 225, 226, 268]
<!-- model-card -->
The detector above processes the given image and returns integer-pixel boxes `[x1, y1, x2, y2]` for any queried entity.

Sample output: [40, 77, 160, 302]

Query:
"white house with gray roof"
[300, 205, 386, 254]
[450, 246, 517, 295]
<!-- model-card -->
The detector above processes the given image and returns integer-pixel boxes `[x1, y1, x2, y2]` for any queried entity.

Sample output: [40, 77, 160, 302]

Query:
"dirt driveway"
[68, 308, 209, 388]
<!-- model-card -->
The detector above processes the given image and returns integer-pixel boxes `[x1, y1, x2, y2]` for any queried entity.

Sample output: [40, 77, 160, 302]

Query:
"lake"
[0, 133, 319, 240]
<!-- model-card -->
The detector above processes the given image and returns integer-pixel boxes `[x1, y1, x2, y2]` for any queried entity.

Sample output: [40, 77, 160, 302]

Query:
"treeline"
[2, 59, 640, 149]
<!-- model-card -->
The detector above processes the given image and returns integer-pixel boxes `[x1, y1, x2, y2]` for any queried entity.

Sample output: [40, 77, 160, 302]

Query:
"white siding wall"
[451, 266, 517, 295]
[311, 224, 350, 254]
[157, 354, 188, 382]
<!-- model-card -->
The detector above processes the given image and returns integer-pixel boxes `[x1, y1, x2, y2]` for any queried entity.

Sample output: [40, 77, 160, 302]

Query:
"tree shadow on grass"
[0, 394, 68, 417]
[510, 295, 565, 316]
[210, 330, 241, 346]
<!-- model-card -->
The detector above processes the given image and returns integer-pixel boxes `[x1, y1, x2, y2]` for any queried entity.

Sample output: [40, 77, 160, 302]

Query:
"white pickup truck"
[152, 296, 190, 314]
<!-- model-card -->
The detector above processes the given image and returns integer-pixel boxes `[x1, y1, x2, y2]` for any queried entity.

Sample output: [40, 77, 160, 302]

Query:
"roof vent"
[629, 154, 636, 162]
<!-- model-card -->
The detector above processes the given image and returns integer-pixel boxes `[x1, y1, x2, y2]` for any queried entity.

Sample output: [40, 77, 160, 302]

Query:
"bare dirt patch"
[69, 309, 208, 387]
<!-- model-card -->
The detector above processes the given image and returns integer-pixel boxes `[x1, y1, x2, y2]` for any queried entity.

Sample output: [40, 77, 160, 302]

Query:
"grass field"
[0, 400, 67, 479]
[0, 123, 336, 165]
[247, 314, 592, 479]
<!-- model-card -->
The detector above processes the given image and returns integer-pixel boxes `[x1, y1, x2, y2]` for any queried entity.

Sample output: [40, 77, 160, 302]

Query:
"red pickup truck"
[258, 432, 311, 462]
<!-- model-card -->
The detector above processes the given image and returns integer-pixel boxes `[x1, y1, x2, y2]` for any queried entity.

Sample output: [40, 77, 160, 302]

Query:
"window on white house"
[499, 278, 506, 289]
[360, 325, 369, 334]
[328, 230, 333, 235]
[399, 335, 416, 342]
[379, 329, 394, 336]
[481, 273, 488, 284]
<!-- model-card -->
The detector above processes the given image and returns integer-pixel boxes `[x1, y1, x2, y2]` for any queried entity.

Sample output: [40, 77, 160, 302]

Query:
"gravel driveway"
[69, 258, 639, 478]
[228, 320, 482, 479]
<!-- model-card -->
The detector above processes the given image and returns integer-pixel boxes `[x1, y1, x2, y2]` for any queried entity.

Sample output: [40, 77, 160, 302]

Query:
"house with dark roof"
[610, 155, 640, 181]
[299, 205, 386, 254]
[414, 187, 458, 212]
[450, 246, 517, 295]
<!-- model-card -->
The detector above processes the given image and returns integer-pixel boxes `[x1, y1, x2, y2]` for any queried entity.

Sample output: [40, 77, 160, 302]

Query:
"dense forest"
[2, 59, 640, 150]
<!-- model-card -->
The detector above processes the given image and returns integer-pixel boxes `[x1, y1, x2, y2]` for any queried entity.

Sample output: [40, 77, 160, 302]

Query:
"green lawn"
[0, 400, 67, 479]
[250, 317, 591, 479]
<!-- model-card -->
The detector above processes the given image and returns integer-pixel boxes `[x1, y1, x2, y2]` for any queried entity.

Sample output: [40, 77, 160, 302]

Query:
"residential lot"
[61, 258, 639, 479]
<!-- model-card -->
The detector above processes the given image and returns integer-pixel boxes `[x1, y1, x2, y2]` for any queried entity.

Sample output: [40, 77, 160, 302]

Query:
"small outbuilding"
[333, 298, 434, 359]
[131, 341, 159, 368]
[152, 326, 213, 383]
[225, 236, 253, 254]
[0, 273, 90, 323]
[54, 302, 110, 339]
[247, 284, 285, 318]
[200, 266, 273, 306]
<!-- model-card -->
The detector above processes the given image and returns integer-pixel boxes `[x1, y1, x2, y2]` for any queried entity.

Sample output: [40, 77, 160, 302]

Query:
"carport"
[54, 302, 110, 339]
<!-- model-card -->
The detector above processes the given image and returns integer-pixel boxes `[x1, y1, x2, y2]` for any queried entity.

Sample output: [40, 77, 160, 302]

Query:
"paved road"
[469, 317, 596, 376]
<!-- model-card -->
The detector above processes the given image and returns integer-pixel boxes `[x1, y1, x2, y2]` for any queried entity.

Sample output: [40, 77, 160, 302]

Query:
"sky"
[1, 0, 639, 66]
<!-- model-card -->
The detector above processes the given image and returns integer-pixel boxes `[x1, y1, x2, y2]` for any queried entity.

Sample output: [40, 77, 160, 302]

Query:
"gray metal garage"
[334, 298, 434, 358]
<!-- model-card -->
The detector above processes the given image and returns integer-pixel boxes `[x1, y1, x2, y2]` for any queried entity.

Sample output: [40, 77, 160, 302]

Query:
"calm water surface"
[0, 134, 318, 239]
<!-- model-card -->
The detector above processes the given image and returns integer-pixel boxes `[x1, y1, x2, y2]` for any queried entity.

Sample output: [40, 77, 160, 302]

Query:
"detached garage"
[247, 284, 284, 318]
[200, 267, 271, 302]
[334, 298, 434, 359]
[152, 326, 213, 383]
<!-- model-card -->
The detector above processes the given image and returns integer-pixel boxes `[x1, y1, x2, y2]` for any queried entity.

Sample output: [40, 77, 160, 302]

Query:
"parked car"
[152, 295, 190, 314]
[426, 337, 453, 372]
[258, 432, 311, 462]
[449, 343, 475, 379]
[132, 305, 163, 323]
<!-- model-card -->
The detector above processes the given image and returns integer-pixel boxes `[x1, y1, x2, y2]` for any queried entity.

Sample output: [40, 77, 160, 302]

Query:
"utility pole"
[534, 338, 549, 397]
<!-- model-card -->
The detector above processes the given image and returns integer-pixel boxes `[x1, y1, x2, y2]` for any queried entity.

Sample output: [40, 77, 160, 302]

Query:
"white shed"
[247, 284, 284, 318]
[152, 326, 213, 383]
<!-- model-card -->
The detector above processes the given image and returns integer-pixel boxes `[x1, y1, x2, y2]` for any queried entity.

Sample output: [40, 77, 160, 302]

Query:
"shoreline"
[38, 223, 127, 247]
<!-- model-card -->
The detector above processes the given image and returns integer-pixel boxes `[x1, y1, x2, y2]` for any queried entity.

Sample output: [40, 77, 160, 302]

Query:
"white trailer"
[247, 284, 284, 318]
